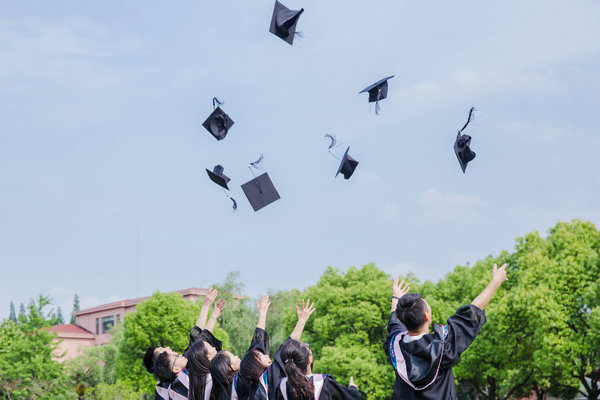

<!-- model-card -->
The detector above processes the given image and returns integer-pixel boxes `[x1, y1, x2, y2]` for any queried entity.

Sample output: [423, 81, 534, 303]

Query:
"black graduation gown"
[167, 328, 223, 400]
[384, 304, 486, 400]
[155, 380, 170, 400]
[234, 328, 289, 400]
[275, 374, 362, 400]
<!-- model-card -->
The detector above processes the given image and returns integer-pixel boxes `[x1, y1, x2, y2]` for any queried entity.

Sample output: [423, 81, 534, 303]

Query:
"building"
[51, 288, 218, 361]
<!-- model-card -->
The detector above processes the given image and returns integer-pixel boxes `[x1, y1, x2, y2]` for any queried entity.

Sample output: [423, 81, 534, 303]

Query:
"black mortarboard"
[453, 107, 476, 173]
[269, 0, 304, 45]
[206, 165, 231, 190]
[203, 98, 234, 141]
[336, 146, 359, 179]
[241, 172, 281, 211]
[360, 76, 394, 103]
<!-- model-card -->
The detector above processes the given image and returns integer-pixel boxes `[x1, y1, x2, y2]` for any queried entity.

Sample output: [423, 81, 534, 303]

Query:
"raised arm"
[471, 263, 508, 310]
[290, 299, 316, 341]
[390, 278, 410, 312]
[256, 294, 270, 330]
[196, 288, 218, 330]
[206, 298, 226, 333]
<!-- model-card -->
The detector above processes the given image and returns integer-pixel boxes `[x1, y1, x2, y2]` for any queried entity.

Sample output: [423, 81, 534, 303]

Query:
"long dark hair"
[209, 351, 235, 400]
[280, 340, 314, 400]
[239, 349, 268, 388]
[187, 341, 212, 400]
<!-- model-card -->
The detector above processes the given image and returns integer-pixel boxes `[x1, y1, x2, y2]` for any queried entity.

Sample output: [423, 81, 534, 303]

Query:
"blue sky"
[1, 1, 599, 319]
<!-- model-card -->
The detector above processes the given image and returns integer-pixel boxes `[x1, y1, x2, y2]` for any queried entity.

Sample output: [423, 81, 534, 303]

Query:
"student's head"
[395, 293, 432, 332]
[188, 341, 217, 400]
[280, 339, 314, 400]
[239, 349, 272, 384]
[209, 351, 240, 400]
[144, 345, 172, 374]
[153, 349, 188, 384]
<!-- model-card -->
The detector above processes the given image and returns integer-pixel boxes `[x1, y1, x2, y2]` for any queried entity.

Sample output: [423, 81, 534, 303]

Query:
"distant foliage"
[0, 295, 75, 400]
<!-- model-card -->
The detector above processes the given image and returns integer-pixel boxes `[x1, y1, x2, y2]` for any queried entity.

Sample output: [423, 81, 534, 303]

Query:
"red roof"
[47, 324, 93, 334]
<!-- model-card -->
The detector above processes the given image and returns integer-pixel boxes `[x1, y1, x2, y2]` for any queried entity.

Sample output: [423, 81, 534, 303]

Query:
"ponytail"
[280, 340, 314, 400]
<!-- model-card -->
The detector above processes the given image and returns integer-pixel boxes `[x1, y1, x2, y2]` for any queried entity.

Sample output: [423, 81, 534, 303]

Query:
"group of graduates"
[143, 264, 508, 400]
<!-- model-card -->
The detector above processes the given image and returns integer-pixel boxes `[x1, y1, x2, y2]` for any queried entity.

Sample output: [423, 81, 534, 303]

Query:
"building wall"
[76, 305, 131, 345]
[54, 334, 95, 362]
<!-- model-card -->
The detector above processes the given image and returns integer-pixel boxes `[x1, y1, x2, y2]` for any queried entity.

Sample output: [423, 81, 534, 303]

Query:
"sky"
[1, 1, 599, 320]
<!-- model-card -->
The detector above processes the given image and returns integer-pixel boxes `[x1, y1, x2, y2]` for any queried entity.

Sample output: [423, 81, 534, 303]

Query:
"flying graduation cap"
[324, 134, 359, 180]
[454, 107, 477, 173]
[206, 165, 237, 210]
[203, 98, 234, 141]
[241, 155, 281, 212]
[269, 0, 304, 45]
[359, 75, 394, 114]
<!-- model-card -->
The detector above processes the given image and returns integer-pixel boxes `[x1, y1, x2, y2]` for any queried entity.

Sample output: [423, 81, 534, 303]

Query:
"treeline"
[1, 220, 599, 400]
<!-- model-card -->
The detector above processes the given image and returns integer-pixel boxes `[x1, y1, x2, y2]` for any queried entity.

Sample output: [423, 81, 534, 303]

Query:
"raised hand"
[392, 278, 410, 298]
[492, 263, 508, 284]
[204, 288, 219, 307]
[296, 299, 316, 323]
[256, 294, 270, 330]
[213, 298, 226, 318]
[349, 376, 358, 389]
[256, 293, 271, 314]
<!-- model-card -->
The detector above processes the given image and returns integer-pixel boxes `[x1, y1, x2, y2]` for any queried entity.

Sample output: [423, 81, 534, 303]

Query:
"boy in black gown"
[385, 264, 508, 400]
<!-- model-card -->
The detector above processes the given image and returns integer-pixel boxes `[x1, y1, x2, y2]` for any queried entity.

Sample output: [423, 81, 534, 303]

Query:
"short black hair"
[154, 351, 177, 383]
[395, 293, 427, 331]
[143, 346, 157, 373]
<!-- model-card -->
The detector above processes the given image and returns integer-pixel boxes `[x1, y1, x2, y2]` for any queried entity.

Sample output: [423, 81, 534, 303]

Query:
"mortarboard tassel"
[324, 134, 337, 150]
[229, 195, 238, 211]
[249, 154, 264, 169]
[374, 89, 382, 115]
[212, 97, 224, 109]
[248, 154, 265, 193]
[459, 107, 476, 133]
[222, 188, 237, 211]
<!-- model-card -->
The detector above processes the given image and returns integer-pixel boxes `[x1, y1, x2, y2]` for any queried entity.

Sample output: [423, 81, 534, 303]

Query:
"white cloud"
[419, 188, 486, 226]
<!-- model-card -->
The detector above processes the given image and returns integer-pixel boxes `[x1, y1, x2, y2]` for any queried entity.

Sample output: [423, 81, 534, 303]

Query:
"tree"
[70, 294, 80, 325]
[211, 271, 256, 357]
[18, 303, 25, 322]
[8, 302, 16, 323]
[55, 307, 65, 325]
[0, 295, 75, 400]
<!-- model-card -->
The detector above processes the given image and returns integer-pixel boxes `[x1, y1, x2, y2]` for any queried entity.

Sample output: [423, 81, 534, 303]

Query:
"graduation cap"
[336, 146, 359, 179]
[269, 0, 304, 45]
[454, 107, 476, 173]
[203, 98, 234, 141]
[359, 75, 394, 114]
[206, 165, 237, 210]
[241, 155, 281, 211]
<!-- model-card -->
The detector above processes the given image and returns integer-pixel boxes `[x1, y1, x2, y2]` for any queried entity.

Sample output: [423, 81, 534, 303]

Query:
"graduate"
[384, 264, 508, 400]
[275, 339, 361, 400]
[143, 288, 222, 400]
[152, 291, 226, 400]
[233, 298, 316, 400]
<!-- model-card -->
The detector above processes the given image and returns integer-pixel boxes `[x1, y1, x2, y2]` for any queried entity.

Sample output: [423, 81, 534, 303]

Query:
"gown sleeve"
[184, 327, 223, 356]
[321, 375, 363, 400]
[247, 327, 270, 353]
[384, 311, 407, 358]
[442, 304, 486, 364]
